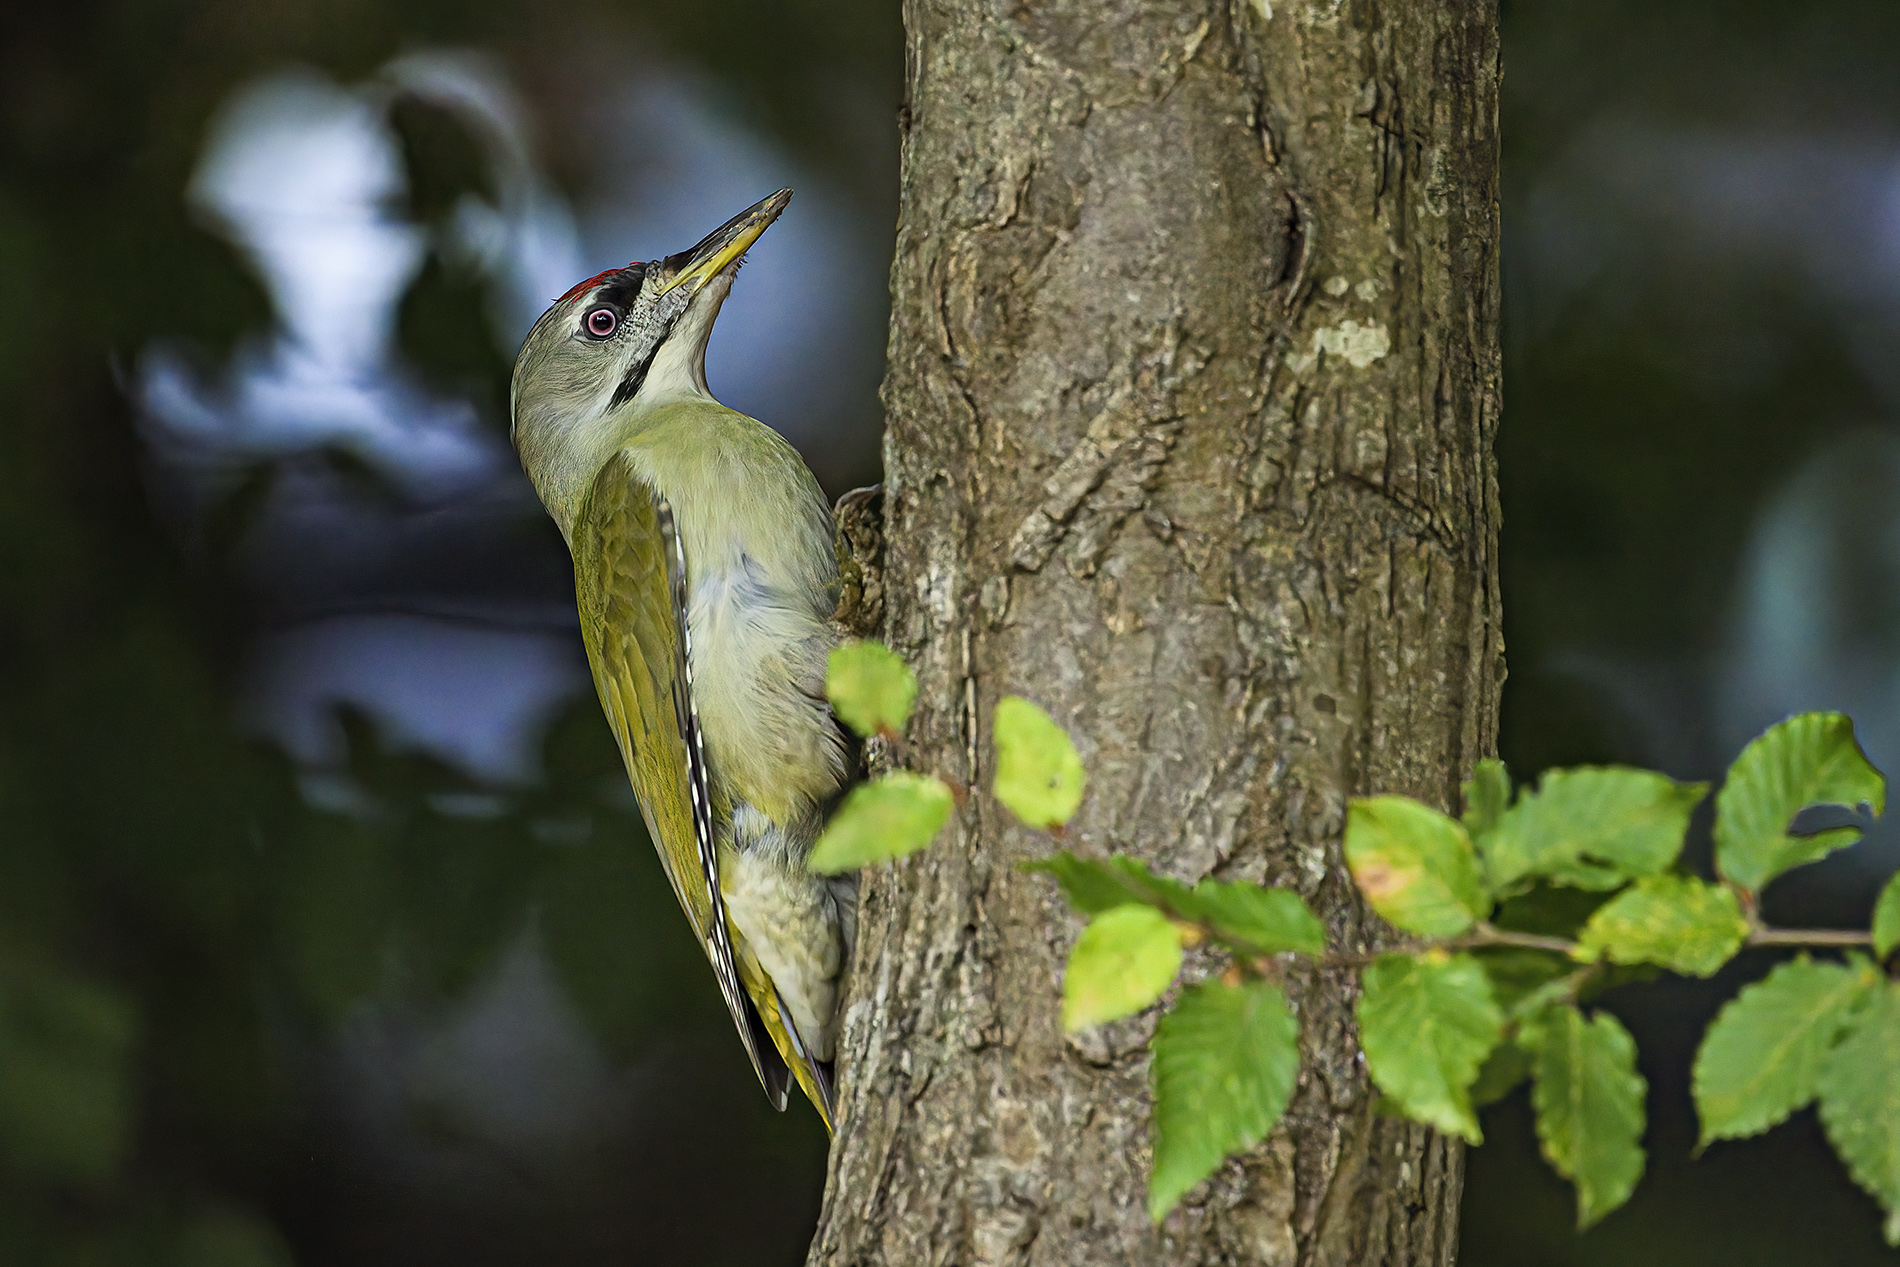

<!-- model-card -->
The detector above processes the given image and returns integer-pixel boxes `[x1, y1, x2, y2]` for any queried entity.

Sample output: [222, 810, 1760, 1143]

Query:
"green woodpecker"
[510, 189, 853, 1129]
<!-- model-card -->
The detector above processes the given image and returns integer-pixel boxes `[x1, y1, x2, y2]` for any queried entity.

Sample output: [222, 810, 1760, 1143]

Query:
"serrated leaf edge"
[1692, 958, 1873, 1147]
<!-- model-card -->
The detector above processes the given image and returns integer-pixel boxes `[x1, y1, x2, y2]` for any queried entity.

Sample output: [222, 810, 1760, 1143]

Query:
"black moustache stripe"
[610, 341, 662, 409]
[594, 262, 649, 309]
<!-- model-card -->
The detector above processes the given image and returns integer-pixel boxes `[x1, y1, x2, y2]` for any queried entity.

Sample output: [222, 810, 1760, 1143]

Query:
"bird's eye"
[584, 306, 618, 338]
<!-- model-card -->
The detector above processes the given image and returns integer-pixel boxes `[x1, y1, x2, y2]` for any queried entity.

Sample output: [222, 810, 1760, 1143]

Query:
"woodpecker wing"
[570, 451, 792, 1110]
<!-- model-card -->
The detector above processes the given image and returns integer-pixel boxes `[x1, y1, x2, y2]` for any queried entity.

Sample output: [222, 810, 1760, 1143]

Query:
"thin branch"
[1296, 923, 1880, 974]
[1300, 923, 1581, 970]
[1748, 926, 1874, 949]
[1456, 923, 1578, 956]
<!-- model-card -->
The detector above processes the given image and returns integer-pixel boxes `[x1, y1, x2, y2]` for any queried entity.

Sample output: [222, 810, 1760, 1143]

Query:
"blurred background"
[0, 0, 1896, 1263]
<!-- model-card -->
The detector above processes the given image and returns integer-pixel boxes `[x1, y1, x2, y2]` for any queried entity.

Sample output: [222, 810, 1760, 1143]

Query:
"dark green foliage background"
[1474, 3, 1900, 1264]
[0, 1, 894, 1263]
[0, 0, 1896, 1262]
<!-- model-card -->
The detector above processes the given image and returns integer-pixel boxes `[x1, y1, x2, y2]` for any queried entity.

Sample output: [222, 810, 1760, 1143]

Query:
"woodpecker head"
[511, 188, 791, 525]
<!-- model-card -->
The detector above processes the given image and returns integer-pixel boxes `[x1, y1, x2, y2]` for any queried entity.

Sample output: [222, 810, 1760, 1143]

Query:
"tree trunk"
[814, 1, 1500, 1263]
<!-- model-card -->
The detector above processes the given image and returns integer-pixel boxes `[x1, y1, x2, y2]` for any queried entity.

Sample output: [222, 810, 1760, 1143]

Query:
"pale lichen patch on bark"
[1295, 318, 1392, 371]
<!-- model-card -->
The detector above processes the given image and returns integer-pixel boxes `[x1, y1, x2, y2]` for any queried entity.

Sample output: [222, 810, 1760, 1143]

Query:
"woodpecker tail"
[742, 965, 836, 1132]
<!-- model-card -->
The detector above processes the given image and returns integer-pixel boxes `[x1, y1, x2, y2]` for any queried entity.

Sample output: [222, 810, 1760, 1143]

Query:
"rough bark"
[814, 1, 1501, 1263]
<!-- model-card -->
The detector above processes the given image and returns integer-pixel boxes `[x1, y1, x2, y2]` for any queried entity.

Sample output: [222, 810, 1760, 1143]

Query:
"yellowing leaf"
[1357, 953, 1503, 1141]
[992, 696, 1085, 829]
[1061, 905, 1183, 1032]
[1344, 797, 1488, 938]
[1575, 875, 1749, 978]
[1149, 981, 1298, 1220]
[1715, 712, 1886, 895]
[807, 773, 953, 873]
[1529, 1005, 1648, 1229]
[826, 640, 917, 739]
[1693, 956, 1875, 1145]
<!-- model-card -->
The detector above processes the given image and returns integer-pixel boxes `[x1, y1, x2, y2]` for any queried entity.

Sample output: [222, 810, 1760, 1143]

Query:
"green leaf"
[1874, 872, 1900, 960]
[1026, 856, 1325, 956]
[1818, 980, 1900, 1245]
[1356, 952, 1503, 1141]
[1344, 797, 1488, 938]
[1149, 980, 1299, 1220]
[1483, 767, 1706, 894]
[1471, 1040, 1532, 1109]
[1693, 956, 1876, 1145]
[1511, 973, 1590, 1025]
[1062, 905, 1184, 1032]
[1463, 758, 1513, 842]
[1529, 1005, 1648, 1229]
[1575, 875, 1750, 977]
[807, 773, 954, 873]
[1477, 948, 1573, 1016]
[1179, 882, 1326, 956]
[1715, 712, 1886, 894]
[1024, 851, 1192, 915]
[1025, 851, 1151, 914]
[825, 640, 917, 739]
[992, 696, 1086, 829]
[1023, 855, 1326, 956]
[1490, 885, 1616, 942]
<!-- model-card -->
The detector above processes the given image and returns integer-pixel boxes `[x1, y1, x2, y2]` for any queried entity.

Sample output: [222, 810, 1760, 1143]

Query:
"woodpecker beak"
[657, 189, 793, 297]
